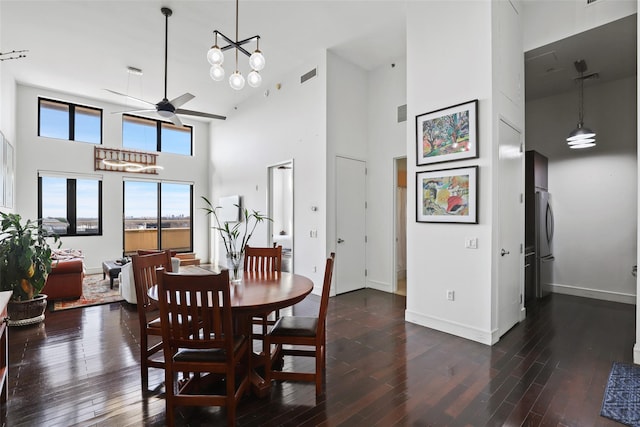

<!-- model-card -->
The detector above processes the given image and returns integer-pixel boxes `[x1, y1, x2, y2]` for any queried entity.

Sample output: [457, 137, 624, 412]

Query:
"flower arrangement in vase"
[202, 196, 270, 282]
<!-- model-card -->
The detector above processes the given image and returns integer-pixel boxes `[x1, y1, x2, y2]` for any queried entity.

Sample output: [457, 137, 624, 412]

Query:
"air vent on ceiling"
[397, 104, 407, 123]
[300, 68, 317, 84]
[586, 0, 599, 4]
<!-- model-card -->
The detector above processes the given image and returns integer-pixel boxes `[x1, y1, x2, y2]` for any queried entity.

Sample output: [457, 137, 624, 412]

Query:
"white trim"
[634, 343, 640, 365]
[367, 279, 391, 293]
[405, 309, 497, 345]
[38, 170, 103, 180]
[546, 283, 636, 305]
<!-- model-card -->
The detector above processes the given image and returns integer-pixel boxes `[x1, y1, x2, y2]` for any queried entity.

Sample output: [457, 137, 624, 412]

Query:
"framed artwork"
[416, 166, 478, 224]
[416, 99, 478, 166]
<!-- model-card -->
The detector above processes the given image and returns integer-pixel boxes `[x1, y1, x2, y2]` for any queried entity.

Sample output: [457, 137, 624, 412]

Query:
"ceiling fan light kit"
[566, 59, 597, 149]
[207, 0, 265, 90]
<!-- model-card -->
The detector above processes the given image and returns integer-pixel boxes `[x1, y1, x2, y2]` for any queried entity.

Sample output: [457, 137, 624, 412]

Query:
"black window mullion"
[37, 177, 43, 219]
[157, 122, 162, 152]
[98, 181, 103, 235]
[157, 182, 162, 249]
[189, 185, 194, 253]
[69, 105, 75, 141]
[67, 179, 77, 234]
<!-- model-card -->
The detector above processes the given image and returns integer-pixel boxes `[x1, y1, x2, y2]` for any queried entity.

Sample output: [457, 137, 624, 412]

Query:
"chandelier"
[206, 0, 265, 90]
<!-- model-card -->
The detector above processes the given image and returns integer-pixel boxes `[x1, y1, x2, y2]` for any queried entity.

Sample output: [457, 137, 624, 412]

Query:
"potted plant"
[202, 196, 270, 282]
[0, 212, 60, 326]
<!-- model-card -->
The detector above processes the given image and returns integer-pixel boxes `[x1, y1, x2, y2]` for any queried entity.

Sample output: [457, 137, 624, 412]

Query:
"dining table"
[147, 264, 314, 397]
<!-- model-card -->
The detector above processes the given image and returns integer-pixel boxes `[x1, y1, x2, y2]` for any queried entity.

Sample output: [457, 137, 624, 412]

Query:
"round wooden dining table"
[147, 265, 314, 397]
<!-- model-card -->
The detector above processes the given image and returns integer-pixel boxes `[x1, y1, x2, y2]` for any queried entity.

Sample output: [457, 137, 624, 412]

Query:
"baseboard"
[85, 267, 102, 275]
[405, 309, 496, 345]
[546, 283, 636, 305]
[367, 279, 392, 293]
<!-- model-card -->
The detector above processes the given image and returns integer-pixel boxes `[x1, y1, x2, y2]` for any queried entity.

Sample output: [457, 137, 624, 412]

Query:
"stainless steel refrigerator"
[535, 190, 554, 298]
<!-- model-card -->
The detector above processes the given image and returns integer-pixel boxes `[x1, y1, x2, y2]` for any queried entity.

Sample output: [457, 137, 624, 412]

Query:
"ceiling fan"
[106, 7, 226, 126]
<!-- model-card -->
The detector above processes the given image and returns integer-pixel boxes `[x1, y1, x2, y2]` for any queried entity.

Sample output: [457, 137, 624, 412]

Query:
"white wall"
[325, 51, 369, 293]
[405, 1, 495, 344]
[15, 84, 211, 273]
[366, 57, 407, 293]
[523, 0, 637, 51]
[526, 77, 637, 302]
[211, 51, 328, 291]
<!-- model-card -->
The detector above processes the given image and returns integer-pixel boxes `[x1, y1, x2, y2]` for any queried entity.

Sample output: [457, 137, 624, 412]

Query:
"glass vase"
[226, 251, 244, 283]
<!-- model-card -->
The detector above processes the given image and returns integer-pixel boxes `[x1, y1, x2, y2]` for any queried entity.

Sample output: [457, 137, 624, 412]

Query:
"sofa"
[42, 258, 84, 300]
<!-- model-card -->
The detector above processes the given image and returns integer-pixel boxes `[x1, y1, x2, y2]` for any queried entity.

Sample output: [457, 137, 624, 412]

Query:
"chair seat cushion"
[271, 316, 318, 337]
[174, 335, 246, 362]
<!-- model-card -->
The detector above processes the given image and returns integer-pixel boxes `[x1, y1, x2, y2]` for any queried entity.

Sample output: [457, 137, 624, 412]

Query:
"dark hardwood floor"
[4, 288, 635, 426]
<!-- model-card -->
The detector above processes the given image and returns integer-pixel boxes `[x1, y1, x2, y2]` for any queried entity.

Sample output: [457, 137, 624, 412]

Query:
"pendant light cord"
[164, 9, 169, 100]
[235, 0, 239, 72]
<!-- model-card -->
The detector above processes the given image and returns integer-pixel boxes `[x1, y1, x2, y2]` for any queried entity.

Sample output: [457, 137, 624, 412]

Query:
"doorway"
[267, 161, 294, 272]
[394, 157, 407, 296]
[335, 156, 366, 294]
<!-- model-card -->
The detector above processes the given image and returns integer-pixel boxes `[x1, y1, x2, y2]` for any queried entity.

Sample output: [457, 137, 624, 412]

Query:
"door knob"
[337, 238, 344, 244]
[501, 249, 510, 256]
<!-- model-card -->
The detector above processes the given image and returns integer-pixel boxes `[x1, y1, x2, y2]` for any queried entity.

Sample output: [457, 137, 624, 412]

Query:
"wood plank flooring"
[4, 289, 635, 426]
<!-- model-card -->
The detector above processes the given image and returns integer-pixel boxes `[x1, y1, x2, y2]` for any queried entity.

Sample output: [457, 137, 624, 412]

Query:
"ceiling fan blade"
[104, 89, 156, 107]
[175, 108, 227, 121]
[169, 93, 195, 109]
[168, 113, 183, 127]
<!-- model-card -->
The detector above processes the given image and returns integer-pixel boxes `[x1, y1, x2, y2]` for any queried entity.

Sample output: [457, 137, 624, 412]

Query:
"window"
[38, 176, 102, 236]
[123, 181, 192, 254]
[122, 114, 193, 155]
[38, 98, 102, 144]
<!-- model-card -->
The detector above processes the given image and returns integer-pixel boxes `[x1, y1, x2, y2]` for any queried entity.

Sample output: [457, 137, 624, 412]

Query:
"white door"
[336, 156, 366, 294]
[498, 119, 524, 336]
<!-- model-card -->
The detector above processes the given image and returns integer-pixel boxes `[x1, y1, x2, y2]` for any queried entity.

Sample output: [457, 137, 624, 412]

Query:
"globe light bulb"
[249, 50, 265, 71]
[209, 64, 225, 81]
[247, 70, 262, 88]
[207, 46, 224, 66]
[229, 71, 245, 90]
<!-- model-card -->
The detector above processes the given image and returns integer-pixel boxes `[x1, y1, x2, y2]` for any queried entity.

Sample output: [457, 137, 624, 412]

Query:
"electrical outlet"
[446, 290, 455, 301]
[312, 266, 317, 273]
[310, 230, 317, 238]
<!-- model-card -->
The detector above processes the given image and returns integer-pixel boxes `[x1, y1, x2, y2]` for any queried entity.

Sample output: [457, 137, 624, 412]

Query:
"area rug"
[601, 361, 640, 427]
[51, 274, 124, 312]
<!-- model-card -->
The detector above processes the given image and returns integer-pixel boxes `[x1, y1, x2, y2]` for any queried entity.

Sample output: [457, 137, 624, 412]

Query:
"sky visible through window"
[39, 100, 100, 143]
[124, 181, 190, 219]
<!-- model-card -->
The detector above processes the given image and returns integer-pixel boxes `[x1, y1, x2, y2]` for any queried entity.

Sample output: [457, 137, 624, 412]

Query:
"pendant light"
[566, 60, 597, 149]
[206, 0, 265, 90]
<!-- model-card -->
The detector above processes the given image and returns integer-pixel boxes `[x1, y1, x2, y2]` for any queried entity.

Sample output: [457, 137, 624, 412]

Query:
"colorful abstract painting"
[416, 100, 478, 166]
[416, 166, 477, 223]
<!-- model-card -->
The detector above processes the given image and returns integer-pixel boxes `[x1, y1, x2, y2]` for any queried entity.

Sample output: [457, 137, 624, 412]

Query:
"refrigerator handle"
[546, 202, 554, 244]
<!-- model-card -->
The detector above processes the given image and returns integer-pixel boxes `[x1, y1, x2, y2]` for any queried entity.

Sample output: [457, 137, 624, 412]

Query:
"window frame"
[38, 97, 103, 144]
[122, 114, 193, 156]
[38, 176, 103, 237]
[122, 180, 193, 255]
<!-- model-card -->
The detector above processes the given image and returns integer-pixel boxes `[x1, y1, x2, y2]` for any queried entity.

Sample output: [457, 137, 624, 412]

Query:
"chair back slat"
[244, 245, 282, 273]
[317, 253, 335, 336]
[157, 269, 234, 356]
[131, 250, 173, 313]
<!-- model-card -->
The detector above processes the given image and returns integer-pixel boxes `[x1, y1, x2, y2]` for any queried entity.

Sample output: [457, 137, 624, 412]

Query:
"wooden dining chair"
[244, 245, 282, 355]
[157, 268, 250, 427]
[264, 253, 335, 396]
[131, 250, 174, 393]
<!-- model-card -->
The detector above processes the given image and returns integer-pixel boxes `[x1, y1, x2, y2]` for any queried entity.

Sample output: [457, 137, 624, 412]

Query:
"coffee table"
[102, 260, 125, 289]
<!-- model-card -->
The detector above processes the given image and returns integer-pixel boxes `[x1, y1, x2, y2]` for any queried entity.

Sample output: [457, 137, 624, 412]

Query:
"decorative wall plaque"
[94, 147, 162, 174]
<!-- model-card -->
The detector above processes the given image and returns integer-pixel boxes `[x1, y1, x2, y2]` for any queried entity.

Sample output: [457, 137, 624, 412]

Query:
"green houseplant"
[202, 196, 270, 282]
[0, 212, 60, 325]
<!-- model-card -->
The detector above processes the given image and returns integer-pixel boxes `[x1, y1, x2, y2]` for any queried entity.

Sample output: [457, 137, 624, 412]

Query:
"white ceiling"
[525, 14, 637, 100]
[1, 1, 636, 120]
[0, 0, 407, 120]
